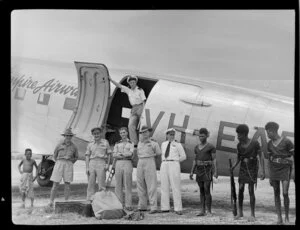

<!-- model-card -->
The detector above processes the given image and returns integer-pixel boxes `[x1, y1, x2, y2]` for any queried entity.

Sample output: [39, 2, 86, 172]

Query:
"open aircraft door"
[37, 62, 110, 187]
[66, 62, 110, 153]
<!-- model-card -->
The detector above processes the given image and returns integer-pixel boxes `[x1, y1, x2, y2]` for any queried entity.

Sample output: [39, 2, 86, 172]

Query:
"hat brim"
[139, 128, 152, 133]
[61, 134, 74, 136]
[166, 131, 176, 135]
[127, 76, 138, 83]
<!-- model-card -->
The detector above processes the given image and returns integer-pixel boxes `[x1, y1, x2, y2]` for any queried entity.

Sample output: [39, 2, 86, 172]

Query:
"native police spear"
[18, 74, 295, 224]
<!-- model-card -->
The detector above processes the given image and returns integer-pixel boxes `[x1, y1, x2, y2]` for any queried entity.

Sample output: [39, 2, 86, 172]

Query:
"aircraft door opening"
[66, 62, 110, 141]
[105, 76, 158, 145]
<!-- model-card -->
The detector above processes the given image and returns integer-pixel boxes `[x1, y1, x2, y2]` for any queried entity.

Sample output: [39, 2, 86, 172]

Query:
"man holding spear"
[230, 124, 265, 222]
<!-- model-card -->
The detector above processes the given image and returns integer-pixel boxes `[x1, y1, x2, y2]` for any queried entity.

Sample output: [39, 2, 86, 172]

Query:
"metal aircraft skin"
[11, 57, 294, 185]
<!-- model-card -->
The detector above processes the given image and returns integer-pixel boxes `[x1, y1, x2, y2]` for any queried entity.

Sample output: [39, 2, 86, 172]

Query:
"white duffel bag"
[91, 190, 126, 220]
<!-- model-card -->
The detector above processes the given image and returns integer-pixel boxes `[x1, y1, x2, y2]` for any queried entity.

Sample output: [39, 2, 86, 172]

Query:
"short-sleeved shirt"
[137, 139, 162, 158]
[161, 140, 186, 162]
[113, 139, 134, 158]
[121, 85, 146, 106]
[54, 141, 78, 162]
[194, 143, 216, 161]
[85, 139, 112, 159]
[267, 137, 294, 159]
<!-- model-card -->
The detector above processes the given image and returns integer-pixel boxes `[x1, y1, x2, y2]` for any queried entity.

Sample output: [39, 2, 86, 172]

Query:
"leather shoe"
[160, 210, 170, 213]
[197, 212, 205, 216]
[175, 211, 183, 215]
[149, 210, 158, 214]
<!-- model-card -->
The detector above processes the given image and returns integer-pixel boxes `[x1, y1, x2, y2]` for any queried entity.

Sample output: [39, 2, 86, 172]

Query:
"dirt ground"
[11, 160, 296, 225]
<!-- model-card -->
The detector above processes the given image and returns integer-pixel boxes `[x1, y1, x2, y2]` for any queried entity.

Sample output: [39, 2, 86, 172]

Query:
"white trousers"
[160, 161, 183, 212]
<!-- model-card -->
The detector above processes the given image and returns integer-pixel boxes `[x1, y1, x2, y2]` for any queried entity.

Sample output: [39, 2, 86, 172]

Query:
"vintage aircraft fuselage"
[67, 62, 294, 178]
[11, 58, 294, 186]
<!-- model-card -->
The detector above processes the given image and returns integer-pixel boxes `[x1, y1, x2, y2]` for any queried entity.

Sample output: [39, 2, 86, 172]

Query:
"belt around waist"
[196, 160, 212, 166]
[241, 157, 257, 161]
[271, 157, 292, 165]
[57, 158, 72, 161]
[90, 157, 106, 160]
[131, 103, 143, 107]
[162, 159, 177, 162]
[139, 156, 155, 159]
[118, 158, 132, 161]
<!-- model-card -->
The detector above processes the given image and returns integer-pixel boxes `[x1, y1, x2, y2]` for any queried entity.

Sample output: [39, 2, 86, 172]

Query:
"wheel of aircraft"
[37, 158, 55, 187]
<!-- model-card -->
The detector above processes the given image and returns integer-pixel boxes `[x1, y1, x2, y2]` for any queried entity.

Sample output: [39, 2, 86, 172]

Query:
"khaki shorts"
[50, 159, 74, 183]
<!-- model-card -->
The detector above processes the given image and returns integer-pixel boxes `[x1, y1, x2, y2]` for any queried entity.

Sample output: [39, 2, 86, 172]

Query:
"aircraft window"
[37, 93, 50, 105]
[63, 97, 76, 110]
[14, 88, 26, 100]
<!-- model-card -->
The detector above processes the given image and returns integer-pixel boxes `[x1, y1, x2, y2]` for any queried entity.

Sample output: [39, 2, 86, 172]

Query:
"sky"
[11, 10, 295, 80]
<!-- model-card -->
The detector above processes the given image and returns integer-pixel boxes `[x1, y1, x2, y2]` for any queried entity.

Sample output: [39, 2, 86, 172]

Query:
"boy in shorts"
[18, 148, 38, 208]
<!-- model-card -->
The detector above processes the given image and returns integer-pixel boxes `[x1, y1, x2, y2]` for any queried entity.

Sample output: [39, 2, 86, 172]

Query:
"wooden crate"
[55, 200, 94, 217]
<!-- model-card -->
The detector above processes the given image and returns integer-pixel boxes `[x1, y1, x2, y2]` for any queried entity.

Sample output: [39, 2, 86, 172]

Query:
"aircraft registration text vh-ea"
[11, 57, 294, 187]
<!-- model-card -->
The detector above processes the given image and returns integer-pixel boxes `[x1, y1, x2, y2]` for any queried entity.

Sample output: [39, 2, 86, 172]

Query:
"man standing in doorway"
[108, 75, 146, 148]
[160, 128, 186, 215]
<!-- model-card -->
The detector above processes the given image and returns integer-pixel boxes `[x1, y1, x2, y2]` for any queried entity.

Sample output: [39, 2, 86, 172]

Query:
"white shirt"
[161, 140, 186, 162]
[121, 85, 146, 106]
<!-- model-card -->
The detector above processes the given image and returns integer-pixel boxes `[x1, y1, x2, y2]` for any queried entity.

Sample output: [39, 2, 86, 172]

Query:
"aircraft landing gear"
[37, 156, 55, 187]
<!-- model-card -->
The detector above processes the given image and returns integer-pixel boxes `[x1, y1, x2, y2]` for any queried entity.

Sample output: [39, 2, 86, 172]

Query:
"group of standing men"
[37, 74, 294, 224]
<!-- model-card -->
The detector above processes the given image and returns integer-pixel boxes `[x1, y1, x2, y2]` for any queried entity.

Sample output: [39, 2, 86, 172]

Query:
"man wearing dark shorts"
[231, 124, 265, 222]
[265, 122, 294, 224]
[190, 128, 217, 216]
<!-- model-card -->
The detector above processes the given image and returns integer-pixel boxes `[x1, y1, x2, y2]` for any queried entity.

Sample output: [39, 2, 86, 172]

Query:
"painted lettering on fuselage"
[11, 74, 77, 110]
[11, 74, 78, 97]
[144, 110, 294, 155]
[144, 109, 189, 143]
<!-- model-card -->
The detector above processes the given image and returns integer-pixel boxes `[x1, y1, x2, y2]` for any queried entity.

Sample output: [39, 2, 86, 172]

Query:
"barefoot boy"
[18, 148, 38, 208]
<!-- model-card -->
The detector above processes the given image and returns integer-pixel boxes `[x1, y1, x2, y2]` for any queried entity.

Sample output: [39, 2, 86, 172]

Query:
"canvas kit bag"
[91, 190, 126, 220]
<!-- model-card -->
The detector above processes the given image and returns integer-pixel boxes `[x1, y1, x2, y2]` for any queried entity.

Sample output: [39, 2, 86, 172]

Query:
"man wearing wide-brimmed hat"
[48, 128, 79, 208]
[136, 125, 161, 214]
[160, 128, 186, 215]
[108, 74, 146, 147]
